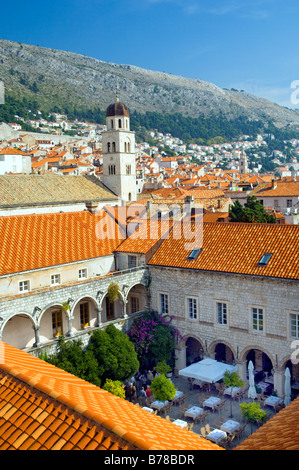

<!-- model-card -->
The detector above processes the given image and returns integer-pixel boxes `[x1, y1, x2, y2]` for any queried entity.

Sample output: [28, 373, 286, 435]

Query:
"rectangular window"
[128, 255, 137, 269]
[80, 302, 90, 328]
[131, 296, 140, 314]
[126, 165, 131, 175]
[79, 268, 87, 279]
[51, 274, 61, 286]
[287, 199, 293, 208]
[19, 280, 30, 292]
[160, 293, 169, 315]
[252, 307, 264, 332]
[274, 200, 279, 208]
[217, 302, 227, 325]
[258, 253, 272, 266]
[187, 248, 202, 261]
[290, 314, 299, 339]
[187, 297, 197, 320]
[52, 310, 63, 337]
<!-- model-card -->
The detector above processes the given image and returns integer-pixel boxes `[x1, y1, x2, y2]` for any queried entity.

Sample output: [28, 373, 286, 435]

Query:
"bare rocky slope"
[0, 39, 299, 129]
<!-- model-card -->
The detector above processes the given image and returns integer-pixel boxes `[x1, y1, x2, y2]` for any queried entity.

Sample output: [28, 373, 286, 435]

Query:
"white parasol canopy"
[179, 358, 237, 384]
[247, 360, 257, 400]
[284, 367, 291, 406]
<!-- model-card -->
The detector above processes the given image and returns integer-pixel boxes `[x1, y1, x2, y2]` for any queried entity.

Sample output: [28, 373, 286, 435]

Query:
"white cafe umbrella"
[179, 358, 237, 384]
[248, 360, 257, 400]
[284, 367, 291, 406]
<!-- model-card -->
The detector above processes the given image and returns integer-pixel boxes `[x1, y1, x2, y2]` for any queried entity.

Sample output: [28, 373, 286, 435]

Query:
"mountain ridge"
[0, 38, 299, 129]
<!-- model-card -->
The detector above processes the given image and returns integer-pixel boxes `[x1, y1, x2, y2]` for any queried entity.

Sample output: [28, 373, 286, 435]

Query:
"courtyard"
[135, 374, 286, 449]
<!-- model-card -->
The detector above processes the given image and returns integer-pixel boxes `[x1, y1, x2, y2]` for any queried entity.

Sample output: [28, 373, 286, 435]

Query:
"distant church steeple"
[102, 95, 137, 203]
[239, 151, 248, 175]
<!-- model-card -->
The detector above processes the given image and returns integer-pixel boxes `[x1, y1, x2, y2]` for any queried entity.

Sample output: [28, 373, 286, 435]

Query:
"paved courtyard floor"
[150, 375, 279, 449]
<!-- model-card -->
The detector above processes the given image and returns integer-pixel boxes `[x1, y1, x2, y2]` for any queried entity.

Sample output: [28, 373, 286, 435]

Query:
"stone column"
[33, 325, 41, 348]
[66, 314, 74, 337]
[123, 300, 128, 320]
[95, 306, 103, 328]
[236, 360, 247, 383]
[175, 344, 186, 372]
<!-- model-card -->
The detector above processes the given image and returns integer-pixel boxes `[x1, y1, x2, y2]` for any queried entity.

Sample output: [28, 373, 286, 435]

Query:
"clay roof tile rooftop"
[0, 341, 222, 451]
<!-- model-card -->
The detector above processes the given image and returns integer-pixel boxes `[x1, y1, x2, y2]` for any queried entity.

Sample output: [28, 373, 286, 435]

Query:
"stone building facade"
[149, 265, 299, 397]
[0, 266, 149, 357]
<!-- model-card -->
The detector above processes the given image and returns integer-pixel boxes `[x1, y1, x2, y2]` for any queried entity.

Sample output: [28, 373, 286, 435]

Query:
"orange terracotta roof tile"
[0, 211, 124, 276]
[252, 181, 299, 197]
[0, 341, 222, 451]
[148, 222, 299, 280]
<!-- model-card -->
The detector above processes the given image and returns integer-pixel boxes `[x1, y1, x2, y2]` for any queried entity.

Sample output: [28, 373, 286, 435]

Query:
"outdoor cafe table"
[258, 382, 271, 394]
[150, 400, 169, 411]
[223, 386, 241, 398]
[203, 396, 221, 411]
[173, 391, 184, 399]
[173, 419, 188, 428]
[206, 429, 227, 444]
[142, 406, 154, 413]
[184, 406, 204, 419]
[172, 391, 184, 403]
[220, 419, 240, 434]
[264, 396, 283, 409]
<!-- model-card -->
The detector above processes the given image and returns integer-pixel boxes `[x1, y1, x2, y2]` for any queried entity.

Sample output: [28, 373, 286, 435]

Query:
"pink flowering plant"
[127, 311, 184, 369]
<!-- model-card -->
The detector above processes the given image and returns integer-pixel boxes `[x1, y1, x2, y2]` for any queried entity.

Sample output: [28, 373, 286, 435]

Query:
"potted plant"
[155, 360, 172, 377]
[103, 379, 126, 399]
[151, 374, 177, 403]
[240, 402, 267, 433]
[223, 371, 245, 418]
[107, 282, 120, 303]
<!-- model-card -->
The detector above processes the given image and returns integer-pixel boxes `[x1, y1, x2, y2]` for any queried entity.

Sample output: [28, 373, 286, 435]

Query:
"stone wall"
[149, 265, 299, 395]
[0, 266, 149, 354]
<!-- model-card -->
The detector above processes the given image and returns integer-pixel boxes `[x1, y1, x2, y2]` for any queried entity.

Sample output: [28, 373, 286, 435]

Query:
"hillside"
[0, 39, 299, 130]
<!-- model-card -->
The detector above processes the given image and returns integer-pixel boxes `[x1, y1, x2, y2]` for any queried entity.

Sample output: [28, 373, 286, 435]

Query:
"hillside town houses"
[0, 96, 297, 407]
[0, 97, 298, 451]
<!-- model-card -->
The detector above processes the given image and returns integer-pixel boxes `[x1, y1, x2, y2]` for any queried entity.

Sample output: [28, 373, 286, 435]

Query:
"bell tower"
[239, 151, 248, 175]
[102, 94, 137, 203]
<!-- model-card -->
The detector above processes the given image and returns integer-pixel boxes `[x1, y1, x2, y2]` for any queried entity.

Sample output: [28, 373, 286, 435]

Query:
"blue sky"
[1, 0, 299, 108]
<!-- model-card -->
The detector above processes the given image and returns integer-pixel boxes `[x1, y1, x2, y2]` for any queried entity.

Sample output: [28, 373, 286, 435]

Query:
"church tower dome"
[106, 101, 129, 118]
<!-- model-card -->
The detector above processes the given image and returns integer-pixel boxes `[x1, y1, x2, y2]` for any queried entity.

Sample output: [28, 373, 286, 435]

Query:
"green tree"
[229, 196, 276, 223]
[223, 371, 244, 417]
[86, 324, 139, 383]
[103, 379, 126, 399]
[229, 200, 244, 222]
[147, 324, 175, 367]
[150, 375, 177, 402]
[155, 360, 172, 376]
[43, 336, 102, 387]
[240, 402, 267, 433]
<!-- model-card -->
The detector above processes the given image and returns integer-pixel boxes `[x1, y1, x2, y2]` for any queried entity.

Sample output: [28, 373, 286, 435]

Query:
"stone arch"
[240, 345, 275, 383]
[38, 302, 67, 344]
[125, 283, 147, 315]
[185, 335, 205, 366]
[208, 340, 236, 364]
[281, 354, 299, 392]
[99, 286, 125, 323]
[240, 345, 275, 368]
[2, 312, 36, 350]
[70, 295, 99, 331]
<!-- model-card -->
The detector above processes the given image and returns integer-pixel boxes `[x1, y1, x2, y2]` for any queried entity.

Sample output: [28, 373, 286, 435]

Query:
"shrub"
[150, 375, 177, 402]
[103, 379, 126, 399]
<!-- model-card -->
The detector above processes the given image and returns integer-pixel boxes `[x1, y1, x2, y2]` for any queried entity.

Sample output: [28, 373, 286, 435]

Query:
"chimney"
[86, 201, 99, 214]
